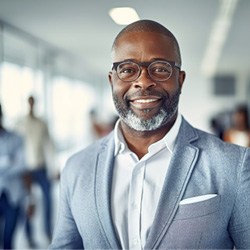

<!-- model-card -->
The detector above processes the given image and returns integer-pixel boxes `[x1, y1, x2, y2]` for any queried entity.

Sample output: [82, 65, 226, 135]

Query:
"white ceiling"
[0, 0, 249, 85]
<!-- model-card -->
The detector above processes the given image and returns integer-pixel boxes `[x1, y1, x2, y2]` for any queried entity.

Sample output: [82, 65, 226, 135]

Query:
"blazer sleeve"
[49, 166, 84, 249]
[229, 147, 250, 248]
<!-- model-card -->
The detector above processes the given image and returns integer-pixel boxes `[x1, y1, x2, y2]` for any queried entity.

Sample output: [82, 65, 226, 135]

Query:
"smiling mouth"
[129, 97, 162, 110]
[133, 98, 159, 104]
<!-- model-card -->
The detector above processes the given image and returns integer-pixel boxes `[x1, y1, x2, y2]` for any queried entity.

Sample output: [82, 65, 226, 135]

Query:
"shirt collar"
[114, 113, 182, 156]
[114, 120, 127, 156]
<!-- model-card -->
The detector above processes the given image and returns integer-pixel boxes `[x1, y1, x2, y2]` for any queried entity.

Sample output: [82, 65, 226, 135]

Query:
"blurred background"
[0, 0, 249, 249]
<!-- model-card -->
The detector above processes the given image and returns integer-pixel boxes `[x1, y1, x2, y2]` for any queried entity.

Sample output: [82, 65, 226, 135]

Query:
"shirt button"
[132, 203, 139, 210]
[133, 238, 140, 245]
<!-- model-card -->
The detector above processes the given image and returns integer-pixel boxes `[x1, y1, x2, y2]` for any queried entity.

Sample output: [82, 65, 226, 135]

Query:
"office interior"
[0, 0, 250, 249]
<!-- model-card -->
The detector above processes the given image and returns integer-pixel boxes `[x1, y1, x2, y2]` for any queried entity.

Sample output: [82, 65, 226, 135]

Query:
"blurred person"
[209, 116, 224, 139]
[209, 111, 231, 140]
[90, 108, 119, 139]
[223, 104, 250, 147]
[50, 20, 250, 249]
[15, 95, 54, 248]
[0, 103, 27, 249]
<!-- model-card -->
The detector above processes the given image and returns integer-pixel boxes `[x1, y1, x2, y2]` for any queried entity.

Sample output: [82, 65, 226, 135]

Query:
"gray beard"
[121, 107, 176, 131]
[113, 89, 180, 132]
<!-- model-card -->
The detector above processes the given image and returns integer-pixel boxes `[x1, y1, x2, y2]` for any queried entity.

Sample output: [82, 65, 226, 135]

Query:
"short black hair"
[112, 19, 182, 66]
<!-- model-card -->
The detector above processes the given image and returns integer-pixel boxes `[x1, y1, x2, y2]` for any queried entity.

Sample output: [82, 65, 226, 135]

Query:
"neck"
[29, 110, 34, 117]
[120, 115, 177, 159]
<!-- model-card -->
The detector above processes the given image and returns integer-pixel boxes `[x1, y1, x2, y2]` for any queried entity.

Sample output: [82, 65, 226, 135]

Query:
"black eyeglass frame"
[112, 60, 181, 82]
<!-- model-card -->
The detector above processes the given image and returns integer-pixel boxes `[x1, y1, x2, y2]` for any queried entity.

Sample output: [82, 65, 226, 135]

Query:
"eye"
[150, 62, 172, 76]
[152, 66, 169, 73]
[118, 63, 138, 75]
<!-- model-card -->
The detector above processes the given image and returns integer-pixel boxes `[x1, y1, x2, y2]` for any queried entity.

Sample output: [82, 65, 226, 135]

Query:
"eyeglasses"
[112, 60, 181, 82]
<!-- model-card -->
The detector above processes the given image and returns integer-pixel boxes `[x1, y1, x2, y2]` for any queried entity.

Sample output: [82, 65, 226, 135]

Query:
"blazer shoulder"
[181, 118, 248, 160]
[62, 132, 114, 175]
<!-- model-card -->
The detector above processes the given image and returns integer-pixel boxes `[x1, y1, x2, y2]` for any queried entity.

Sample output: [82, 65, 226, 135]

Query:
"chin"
[122, 108, 173, 132]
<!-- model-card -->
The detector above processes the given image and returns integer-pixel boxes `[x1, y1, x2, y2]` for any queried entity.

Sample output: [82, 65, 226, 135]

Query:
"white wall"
[180, 69, 250, 133]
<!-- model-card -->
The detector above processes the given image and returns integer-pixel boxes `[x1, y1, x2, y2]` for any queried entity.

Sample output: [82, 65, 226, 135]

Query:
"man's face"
[109, 31, 185, 132]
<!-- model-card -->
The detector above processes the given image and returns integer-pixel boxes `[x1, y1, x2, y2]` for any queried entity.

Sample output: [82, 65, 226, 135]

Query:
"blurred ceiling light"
[201, 0, 238, 77]
[109, 7, 140, 25]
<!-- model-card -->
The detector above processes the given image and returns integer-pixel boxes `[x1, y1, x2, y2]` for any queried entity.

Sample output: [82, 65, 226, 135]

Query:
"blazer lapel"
[95, 134, 122, 249]
[145, 119, 200, 249]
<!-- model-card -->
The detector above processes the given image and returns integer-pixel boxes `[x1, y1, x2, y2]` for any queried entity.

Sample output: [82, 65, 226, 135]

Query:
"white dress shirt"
[15, 115, 54, 170]
[111, 113, 182, 249]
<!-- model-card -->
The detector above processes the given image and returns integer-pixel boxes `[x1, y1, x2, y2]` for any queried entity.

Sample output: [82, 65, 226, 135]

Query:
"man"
[0, 103, 26, 249]
[49, 20, 250, 249]
[15, 96, 54, 247]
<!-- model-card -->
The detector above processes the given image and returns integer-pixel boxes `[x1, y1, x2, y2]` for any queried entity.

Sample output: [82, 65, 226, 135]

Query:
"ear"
[108, 71, 113, 86]
[178, 70, 186, 92]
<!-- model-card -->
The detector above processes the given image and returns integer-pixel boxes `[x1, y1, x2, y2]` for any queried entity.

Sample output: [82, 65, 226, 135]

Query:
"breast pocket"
[175, 194, 220, 220]
[161, 195, 225, 249]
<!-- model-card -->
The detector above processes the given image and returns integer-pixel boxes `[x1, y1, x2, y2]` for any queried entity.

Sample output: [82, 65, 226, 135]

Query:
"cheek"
[111, 80, 131, 98]
[161, 80, 180, 94]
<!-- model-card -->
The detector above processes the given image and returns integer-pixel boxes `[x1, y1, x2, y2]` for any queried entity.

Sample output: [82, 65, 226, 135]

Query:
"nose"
[133, 68, 156, 89]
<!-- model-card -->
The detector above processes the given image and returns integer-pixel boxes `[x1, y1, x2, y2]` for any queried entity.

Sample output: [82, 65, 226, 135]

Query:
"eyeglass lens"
[117, 61, 173, 82]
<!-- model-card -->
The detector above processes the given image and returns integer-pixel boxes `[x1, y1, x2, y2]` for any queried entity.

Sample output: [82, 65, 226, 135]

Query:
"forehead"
[112, 31, 176, 62]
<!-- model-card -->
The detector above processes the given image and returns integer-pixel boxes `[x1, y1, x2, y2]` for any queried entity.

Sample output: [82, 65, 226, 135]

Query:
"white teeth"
[134, 99, 157, 103]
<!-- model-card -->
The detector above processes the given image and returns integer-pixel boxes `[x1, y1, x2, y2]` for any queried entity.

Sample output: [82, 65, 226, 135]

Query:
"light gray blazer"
[49, 118, 250, 249]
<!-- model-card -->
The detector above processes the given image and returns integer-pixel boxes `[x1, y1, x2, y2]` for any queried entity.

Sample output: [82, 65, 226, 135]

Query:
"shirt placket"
[128, 158, 145, 250]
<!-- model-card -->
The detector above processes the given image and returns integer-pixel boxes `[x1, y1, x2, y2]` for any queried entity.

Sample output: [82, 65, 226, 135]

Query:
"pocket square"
[179, 194, 218, 205]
